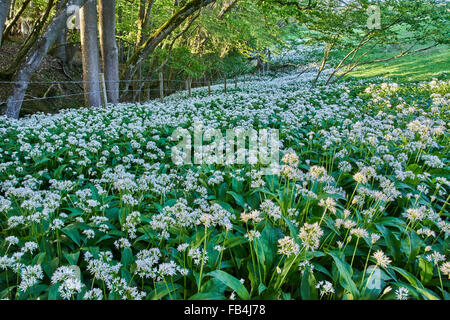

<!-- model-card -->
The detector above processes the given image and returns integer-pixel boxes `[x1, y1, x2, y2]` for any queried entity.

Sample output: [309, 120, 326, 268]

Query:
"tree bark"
[55, 0, 67, 62]
[120, 0, 215, 90]
[136, 0, 154, 47]
[0, 0, 12, 46]
[3, 0, 88, 119]
[2, 0, 32, 44]
[4, 0, 56, 75]
[80, 0, 101, 108]
[99, 0, 119, 104]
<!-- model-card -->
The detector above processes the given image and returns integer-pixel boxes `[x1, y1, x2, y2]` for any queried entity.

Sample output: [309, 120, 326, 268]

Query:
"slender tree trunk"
[120, 0, 214, 89]
[99, 0, 119, 103]
[136, 0, 154, 47]
[0, 0, 12, 46]
[2, 0, 32, 44]
[80, 0, 101, 107]
[3, 0, 88, 119]
[4, 0, 55, 75]
[55, 0, 67, 62]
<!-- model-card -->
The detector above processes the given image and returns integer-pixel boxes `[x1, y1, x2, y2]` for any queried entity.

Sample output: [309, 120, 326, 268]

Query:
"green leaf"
[61, 225, 81, 246]
[328, 250, 359, 298]
[258, 283, 267, 295]
[189, 292, 225, 300]
[149, 282, 182, 300]
[376, 225, 401, 262]
[48, 284, 60, 300]
[63, 251, 80, 265]
[418, 258, 433, 284]
[301, 266, 318, 300]
[207, 270, 250, 300]
[390, 266, 439, 300]
[227, 191, 246, 209]
[121, 248, 133, 269]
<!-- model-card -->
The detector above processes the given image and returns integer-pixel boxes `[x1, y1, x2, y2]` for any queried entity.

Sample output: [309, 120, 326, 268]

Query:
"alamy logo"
[366, 265, 382, 290]
[367, 5, 381, 30]
[67, 5, 81, 30]
[171, 122, 280, 175]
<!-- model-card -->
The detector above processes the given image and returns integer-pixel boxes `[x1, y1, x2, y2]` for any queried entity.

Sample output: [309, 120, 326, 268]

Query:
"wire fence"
[0, 71, 268, 107]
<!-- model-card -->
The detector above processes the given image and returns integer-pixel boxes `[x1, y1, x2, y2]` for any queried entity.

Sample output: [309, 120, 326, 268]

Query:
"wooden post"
[234, 76, 237, 89]
[99, 73, 107, 107]
[208, 80, 211, 95]
[186, 76, 191, 97]
[138, 64, 142, 103]
[159, 72, 164, 101]
[224, 76, 227, 93]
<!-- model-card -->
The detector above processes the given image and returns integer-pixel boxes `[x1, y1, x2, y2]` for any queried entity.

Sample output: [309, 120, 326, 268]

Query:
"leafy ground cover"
[0, 68, 448, 300]
[348, 45, 450, 82]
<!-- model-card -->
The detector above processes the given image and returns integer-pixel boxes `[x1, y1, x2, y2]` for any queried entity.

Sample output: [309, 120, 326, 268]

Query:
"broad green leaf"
[207, 270, 250, 300]
[328, 250, 359, 298]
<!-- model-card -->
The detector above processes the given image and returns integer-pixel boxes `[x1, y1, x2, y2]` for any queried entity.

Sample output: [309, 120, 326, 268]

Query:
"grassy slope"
[347, 45, 450, 82]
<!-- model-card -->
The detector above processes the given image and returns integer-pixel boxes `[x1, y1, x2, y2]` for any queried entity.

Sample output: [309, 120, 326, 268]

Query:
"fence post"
[224, 76, 227, 93]
[99, 73, 107, 108]
[186, 76, 191, 97]
[159, 72, 164, 102]
[234, 76, 237, 89]
[208, 80, 211, 95]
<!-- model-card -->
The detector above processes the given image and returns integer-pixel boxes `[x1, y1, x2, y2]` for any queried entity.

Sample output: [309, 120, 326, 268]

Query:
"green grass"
[348, 45, 450, 82]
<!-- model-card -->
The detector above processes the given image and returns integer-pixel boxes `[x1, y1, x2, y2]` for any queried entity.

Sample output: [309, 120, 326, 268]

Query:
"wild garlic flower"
[403, 207, 426, 222]
[83, 288, 103, 300]
[177, 243, 189, 252]
[51, 266, 83, 300]
[316, 281, 334, 297]
[298, 260, 314, 276]
[277, 236, 300, 257]
[373, 250, 391, 268]
[353, 172, 368, 184]
[19, 265, 44, 292]
[318, 197, 337, 214]
[440, 262, 450, 279]
[309, 166, 327, 179]
[5, 236, 19, 246]
[298, 223, 323, 251]
[21, 241, 38, 254]
[188, 248, 208, 266]
[350, 228, 369, 239]
[426, 251, 446, 265]
[395, 287, 409, 300]
[282, 151, 299, 167]
[245, 230, 261, 242]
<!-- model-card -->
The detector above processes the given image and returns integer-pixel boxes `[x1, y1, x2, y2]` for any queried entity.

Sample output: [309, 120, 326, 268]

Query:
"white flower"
[298, 223, 323, 251]
[83, 288, 103, 300]
[373, 250, 391, 268]
[395, 287, 409, 300]
[316, 281, 334, 297]
[277, 236, 300, 257]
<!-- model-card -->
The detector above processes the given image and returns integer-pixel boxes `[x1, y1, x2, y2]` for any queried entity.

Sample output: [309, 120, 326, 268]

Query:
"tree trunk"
[120, 0, 214, 90]
[0, 0, 12, 46]
[4, 0, 55, 75]
[3, 0, 88, 119]
[99, 0, 119, 104]
[80, 0, 101, 108]
[2, 0, 32, 44]
[136, 0, 154, 47]
[54, 0, 67, 62]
